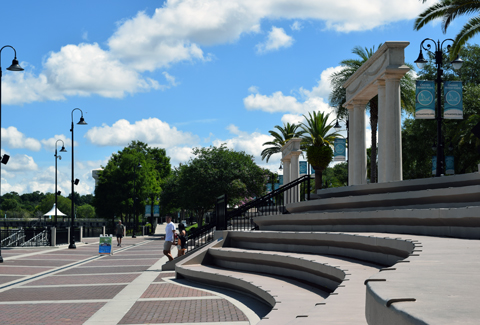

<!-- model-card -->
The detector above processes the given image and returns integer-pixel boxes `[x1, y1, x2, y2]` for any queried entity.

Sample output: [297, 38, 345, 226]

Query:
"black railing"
[83, 226, 104, 238]
[184, 175, 314, 251]
[228, 174, 313, 230]
[56, 229, 69, 245]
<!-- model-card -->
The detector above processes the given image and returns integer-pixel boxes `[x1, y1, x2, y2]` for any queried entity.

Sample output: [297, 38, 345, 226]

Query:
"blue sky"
[0, 0, 477, 195]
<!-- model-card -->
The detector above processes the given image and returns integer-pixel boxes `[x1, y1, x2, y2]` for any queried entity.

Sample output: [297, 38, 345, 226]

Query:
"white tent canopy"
[43, 203, 67, 217]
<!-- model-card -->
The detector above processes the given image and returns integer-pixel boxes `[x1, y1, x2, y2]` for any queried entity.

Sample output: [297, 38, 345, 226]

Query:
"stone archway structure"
[343, 42, 410, 185]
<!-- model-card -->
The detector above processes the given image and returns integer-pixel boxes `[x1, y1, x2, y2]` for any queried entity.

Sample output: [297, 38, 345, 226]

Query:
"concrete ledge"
[227, 231, 414, 266]
[208, 247, 345, 292]
[254, 206, 480, 239]
[312, 172, 480, 200]
[289, 184, 480, 214]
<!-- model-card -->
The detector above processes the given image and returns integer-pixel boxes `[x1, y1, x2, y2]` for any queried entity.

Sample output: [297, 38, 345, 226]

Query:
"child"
[177, 229, 187, 257]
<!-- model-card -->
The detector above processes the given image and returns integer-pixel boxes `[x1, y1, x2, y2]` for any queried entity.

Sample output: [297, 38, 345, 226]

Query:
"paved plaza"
[0, 236, 261, 325]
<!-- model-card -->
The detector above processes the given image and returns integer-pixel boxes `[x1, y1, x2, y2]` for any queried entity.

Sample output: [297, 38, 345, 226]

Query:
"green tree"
[93, 141, 170, 227]
[414, 0, 480, 58]
[329, 45, 415, 183]
[37, 194, 72, 218]
[77, 204, 96, 219]
[300, 111, 341, 191]
[162, 145, 267, 226]
[261, 123, 304, 163]
[1, 198, 18, 212]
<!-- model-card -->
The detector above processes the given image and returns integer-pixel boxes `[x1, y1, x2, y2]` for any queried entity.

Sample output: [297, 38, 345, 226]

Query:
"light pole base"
[0, 256, 3, 263]
[132, 234, 136, 238]
[68, 243, 76, 249]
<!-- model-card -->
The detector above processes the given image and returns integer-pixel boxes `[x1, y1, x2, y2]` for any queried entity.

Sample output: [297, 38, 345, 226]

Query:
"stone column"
[347, 104, 355, 186]
[290, 151, 301, 201]
[385, 73, 403, 182]
[353, 100, 367, 185]
[282, 158, 291, 204]
[377, 79, 387, 183]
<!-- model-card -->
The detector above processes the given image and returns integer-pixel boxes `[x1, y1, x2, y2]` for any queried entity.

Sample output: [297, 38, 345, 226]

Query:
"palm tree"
[414, 0, 480, 58]
[261, 123, 304, 163]
[300, 111, 341, 191]
[329, 45, 415, 183]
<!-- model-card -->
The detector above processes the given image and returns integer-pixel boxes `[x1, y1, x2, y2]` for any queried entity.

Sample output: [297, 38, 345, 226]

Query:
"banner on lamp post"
[415, 81, 435, 119]
[446, 156, 455, 174]
[278, 175, 283, 185]
[299, 161, 308, 175]
[334, 138, 346, 161]
[444, 81, 463, 119]
[432, 156, 437, 175]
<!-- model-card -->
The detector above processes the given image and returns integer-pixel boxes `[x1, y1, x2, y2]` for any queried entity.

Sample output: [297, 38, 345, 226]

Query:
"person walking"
[115, 220, 125, 247]
[163, 216, 176, 261]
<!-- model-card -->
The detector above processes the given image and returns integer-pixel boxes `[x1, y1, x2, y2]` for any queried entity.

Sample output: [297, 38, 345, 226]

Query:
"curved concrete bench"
[175, 231, 415, 324]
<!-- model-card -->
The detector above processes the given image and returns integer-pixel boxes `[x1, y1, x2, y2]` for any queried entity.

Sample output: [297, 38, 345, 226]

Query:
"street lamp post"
[69, 108, 87, 249]
[414, 38, 463, 177]
[132, 162, 142, 238]
[0, 45, 23, 263]
[54, 140, 67, 226]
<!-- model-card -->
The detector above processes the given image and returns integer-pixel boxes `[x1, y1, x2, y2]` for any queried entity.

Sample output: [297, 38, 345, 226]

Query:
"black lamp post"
[414, 38, 463, 177]
[69, 108, 87, 249]
[132, 162, 142, 238]
[54, 140, 67, 226]
[0, 45, 23, 263]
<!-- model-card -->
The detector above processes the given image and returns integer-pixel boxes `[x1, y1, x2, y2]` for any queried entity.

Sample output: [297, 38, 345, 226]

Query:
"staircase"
[170, 173, 480, 324]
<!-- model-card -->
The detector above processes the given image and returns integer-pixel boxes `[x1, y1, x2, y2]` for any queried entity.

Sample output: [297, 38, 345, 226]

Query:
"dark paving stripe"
[0, 302, 105, 325]
[0, 285, 126, 301]
[119, 299, 248, 324]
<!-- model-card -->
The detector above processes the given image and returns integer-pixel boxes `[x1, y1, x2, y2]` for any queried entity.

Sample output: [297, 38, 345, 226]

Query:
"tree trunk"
[314, 167, 323, 192]
[369, 98, 378, 183]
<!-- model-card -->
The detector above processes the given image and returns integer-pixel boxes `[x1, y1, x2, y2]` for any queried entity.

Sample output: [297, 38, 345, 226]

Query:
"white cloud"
[41, 134, 73, 152]
[167, 146, 196, 166]
[3, 154, 38, 172]
[291, 21, 303, 31]
[213, 124, 272, 161]
[256, 26, 294, 54]
[2, 127, 42, 151]
[244, 65, 342, 116]
[85, 118, 199, 148]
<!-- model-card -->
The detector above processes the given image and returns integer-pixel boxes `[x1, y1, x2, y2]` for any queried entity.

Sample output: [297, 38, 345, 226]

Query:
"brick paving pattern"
[56, 265, 149, 275]
[25, 254, 89, 261]
[141, 283, 215, 298]
[23, 273, 141, 286]
[154, 272, 176, 282]
[5, 259, 76, 267]
[0, 302, 105, 325]
[109, 254, 161, 259]
[119, 299, 248, 324]
[0, 276, 23, 285]
[0, 285, 126, 301]
[0, 266, 54, 275]
[84, 258, 159, 266]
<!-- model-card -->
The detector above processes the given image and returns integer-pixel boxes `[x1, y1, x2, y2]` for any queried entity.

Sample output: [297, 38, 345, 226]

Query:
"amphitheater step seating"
[175, 231, 416, 324]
